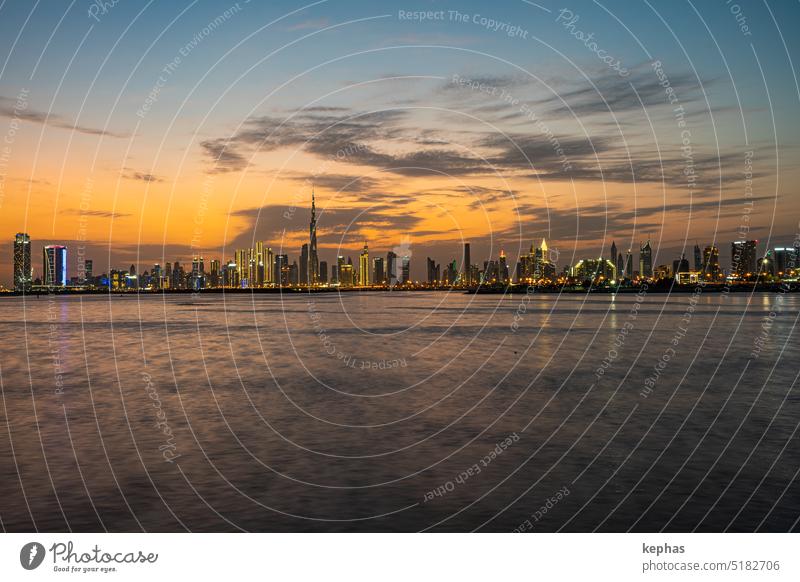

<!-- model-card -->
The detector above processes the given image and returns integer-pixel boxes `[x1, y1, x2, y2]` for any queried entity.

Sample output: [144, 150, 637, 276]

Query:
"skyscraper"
[693, 243, 702, 271]
[300, 244, 309, 285]
[319, 260, 328, 284]
[610, 240, 617, 270]
[309, 187, 319, 285]
[13, 233, 32, 292]
[386, 251, 397, 287]
[358, 242, 370, 286]
[639, 240, 652, 279]
[702, 245, 720, 279]
[373, 257, 384, 285]
[426, 257, 440, 285]
[401, 254, 411, 284]
[43, 245, 67, 287]
[499, 249, 508, 283]
[463, 243, 471, 285]
[264, 246, 274, 285]
[731, 240, 757, 277]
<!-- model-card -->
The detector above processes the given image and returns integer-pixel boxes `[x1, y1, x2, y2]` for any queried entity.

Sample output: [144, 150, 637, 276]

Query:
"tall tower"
[43, 245, 67, 287]
[359, 242, 370, 286]
[639, 239, 652, 279]
[463, 242, 471, 286]
[13, 233, 32, 292]
[610, 240, 617, 268]
[309, 186, 319, 285]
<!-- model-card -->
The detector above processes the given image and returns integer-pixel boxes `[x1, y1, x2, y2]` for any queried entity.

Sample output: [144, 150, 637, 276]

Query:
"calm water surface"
[0, 291, 798, 531]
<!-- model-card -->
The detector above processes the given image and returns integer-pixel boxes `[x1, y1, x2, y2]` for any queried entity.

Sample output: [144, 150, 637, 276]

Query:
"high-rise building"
[693, 243, 702, 271]
[264, 246, 274, 285]
[191, 256, 205, 290]
[275, 254, 289, 286]
[43, 245, 67, 287]
[208, 259, 219, 287]
[309, 187, 319, 285]
[84, 259, 93, 284]
[373, 257, 384, 285]
[401, 254, 411, 284]
[358, 242, 370, 286]
[673, 254, 690, 274]
[571, 258, 616, 282]
[639, 240, 652, 279]
[426, 257, 440, 285]
[610, 241, 617, 269]
[774, 247, 798, 277]
[319, 260, 328, 284]
[499, 249, 508, 283]
[623, 250, 633, 278]
[731, 240, 757, 277]
[300, 244, 309, 285]
[13, 233, 32, 291]
[386, 251, 397, 287]
[463, 243, 471, 285]
[702, 245, 720, 280]
[616, 252, 624, 277]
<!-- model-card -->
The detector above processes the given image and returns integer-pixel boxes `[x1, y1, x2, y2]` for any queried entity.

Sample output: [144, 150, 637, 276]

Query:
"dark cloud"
[228, 203, 423, 251]
[0, 96, 129, 138]
[200, 138, 248, 173]
[535, 66, 713, 117]
[63, 209, 132, 219]
[124, 169, 164, 183]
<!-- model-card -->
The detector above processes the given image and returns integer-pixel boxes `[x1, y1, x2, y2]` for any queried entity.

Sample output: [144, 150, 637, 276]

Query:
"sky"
[0, 0, 798, 284]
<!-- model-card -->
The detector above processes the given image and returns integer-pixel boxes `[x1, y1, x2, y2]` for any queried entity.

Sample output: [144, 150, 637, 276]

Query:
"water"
[0, 290, 798, 532]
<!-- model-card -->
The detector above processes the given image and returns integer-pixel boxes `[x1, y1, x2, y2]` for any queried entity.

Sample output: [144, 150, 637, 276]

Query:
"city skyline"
[1, 1, 799, 287]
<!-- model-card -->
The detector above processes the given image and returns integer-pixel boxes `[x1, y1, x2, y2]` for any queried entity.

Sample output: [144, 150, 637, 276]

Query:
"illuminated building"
[499, 249, 508, 283]
[339, 262, 353, 287]
[358, 242, 370, 286]
[676, 271, 701, 285]
[191, 256, 205, 290]
[373, 257, 384, 285]
[300, 244, 309, 285]
[275, 254, 289, 287]
[571, 258, 616, 283]
[43, 245, 67, 287]
[13, 233, 32, 291]
[610, 241, 617, 270]
[654, 264, 672, 280]
[639, 240, 652, 279]
[309, 187, 319, 284]
[463, 243, 471, 285]
[401, 254, 410, 284]
[319, 261, 328, 284]
[702, 245, 720, 280]
[774, 247, 798, 278]
[209, 259, 220, 287]
[84, 259, 93, 284]
[264, 246, 274, 285]
[731, 240, 757, 277]
[386, 251, 397, 287]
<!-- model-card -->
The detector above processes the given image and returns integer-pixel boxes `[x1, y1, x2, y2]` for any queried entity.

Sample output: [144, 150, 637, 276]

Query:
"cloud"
[63, 209, 132, 219]
[0, 96, 129, 138]
[200, 138, 248, 173]
[124, 169, 164, 183]
[228, 203, 423, 251]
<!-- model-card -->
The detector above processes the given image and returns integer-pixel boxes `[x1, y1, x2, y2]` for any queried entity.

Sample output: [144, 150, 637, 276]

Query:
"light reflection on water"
[0, 291, 798, 531]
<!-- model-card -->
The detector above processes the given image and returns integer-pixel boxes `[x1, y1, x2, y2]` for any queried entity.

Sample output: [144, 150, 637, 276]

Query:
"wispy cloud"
[0, 96, 130, 138]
